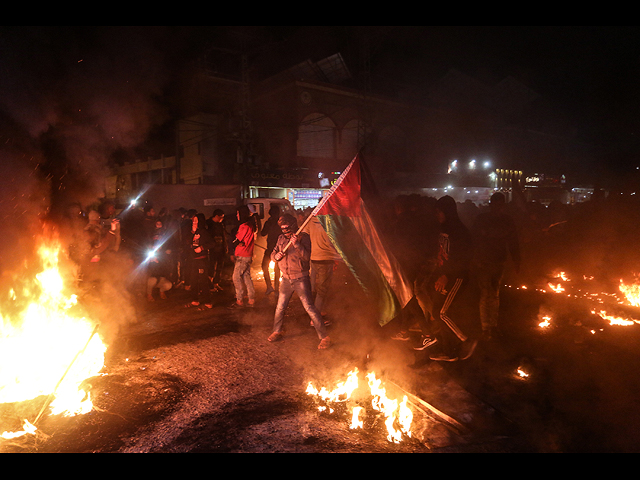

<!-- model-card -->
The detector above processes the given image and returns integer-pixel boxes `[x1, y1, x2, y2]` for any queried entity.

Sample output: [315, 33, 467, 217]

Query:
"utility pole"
[237, 52, 253, 199]
[357, 34, 372, 154]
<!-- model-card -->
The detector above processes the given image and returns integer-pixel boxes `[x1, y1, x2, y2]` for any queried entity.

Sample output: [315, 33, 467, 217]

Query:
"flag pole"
[280, 154, 358, 254]
[280, 210, 316, 254]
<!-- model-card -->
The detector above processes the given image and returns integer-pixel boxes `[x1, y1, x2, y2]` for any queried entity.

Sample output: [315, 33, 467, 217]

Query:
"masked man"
[268, 214, 331, 349]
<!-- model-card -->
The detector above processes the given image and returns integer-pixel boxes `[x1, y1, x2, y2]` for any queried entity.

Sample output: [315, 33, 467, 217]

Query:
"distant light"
[483, 161, 491, 169]
[469, 159, 476, 170]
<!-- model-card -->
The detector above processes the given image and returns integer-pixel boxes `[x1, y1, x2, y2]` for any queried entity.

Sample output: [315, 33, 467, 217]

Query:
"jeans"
[273, 276, 327, 339]
[262, 249, 280, 292]
[310, 260, 334, 314]
[209, 250, 225, 286]
[190, 257, 211, 304]
[472, 261, 505, 332]
[232, 256, 255, 303]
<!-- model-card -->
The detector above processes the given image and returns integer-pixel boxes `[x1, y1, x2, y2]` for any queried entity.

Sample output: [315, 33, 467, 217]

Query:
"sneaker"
[159, 292, 168, 300]
[413, 335, 438, 351]
[318, 336, 331, 349]
[268, 332, 283, 342]
[391, 331, 410, 341]
[265, 287, 275, 295]
[429, 353, 459, 362]
[227, 301, 244, 310]
[459, 339, 478, 360]
[246, 301, 255, 308]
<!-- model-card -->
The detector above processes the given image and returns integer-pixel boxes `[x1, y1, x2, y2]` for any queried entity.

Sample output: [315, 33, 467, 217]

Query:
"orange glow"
[619, 278, 640, 307]
[1, 237, 107, 439]
[306, 368, 413, 443]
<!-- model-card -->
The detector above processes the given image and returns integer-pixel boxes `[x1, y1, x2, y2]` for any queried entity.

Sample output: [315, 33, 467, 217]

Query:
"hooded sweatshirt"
[435, 196, 472, 281]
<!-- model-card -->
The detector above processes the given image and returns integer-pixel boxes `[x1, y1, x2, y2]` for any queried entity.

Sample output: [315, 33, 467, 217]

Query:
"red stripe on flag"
[313, 155, 361, 217]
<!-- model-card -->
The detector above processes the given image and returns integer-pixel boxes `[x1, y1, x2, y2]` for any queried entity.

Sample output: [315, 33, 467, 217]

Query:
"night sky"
[1, 26, 639, 201]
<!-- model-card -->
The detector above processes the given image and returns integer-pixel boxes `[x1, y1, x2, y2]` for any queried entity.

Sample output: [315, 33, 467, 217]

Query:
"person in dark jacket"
[471, 192, 521, 340]
[185, 213, 215, 309]
[413, 195, 478, 361]
[206, 209, 228, 292]
[146, 219, 173, 301]
[267, 214, 330, 349]
[260, 205, 282, 295]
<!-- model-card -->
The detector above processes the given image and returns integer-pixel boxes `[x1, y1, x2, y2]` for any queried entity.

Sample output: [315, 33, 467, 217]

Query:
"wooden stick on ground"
[387, 380, 470, 436]
[33, 323, 101, 426]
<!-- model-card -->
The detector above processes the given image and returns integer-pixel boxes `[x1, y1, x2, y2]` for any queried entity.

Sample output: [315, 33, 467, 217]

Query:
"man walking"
[268, 214, 331, 350]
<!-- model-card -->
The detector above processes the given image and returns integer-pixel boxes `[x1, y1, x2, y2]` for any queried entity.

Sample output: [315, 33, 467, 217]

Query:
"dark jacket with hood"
[435, 196, 472, 281]
[188, 213, 215, 261]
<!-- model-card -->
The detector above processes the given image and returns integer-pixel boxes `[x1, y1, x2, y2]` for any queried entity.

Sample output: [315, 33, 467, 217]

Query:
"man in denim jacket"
[267, 214, 331, 349]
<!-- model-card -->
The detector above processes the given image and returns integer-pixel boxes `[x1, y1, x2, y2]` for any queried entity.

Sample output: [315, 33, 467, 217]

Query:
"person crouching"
[267, 214, 331, 350]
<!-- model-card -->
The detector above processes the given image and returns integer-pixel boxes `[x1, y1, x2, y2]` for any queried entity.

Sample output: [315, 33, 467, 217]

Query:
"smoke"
[0, 27, 189, 339]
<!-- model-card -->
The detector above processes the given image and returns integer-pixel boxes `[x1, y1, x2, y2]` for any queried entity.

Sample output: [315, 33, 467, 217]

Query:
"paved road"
[2, 262, 639, 452]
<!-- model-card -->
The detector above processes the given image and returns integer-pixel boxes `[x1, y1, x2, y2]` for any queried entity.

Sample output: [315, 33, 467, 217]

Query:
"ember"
[538, 315, 552, 329]
[0, 237, 107, 439]
[306, 368, 413, 443]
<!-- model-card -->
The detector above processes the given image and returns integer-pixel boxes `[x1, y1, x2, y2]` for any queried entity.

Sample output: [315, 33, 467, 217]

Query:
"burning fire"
[255, 260, 279, 283]
[591, 309, 637, 327]
[1, 237, 107, 439]
[306, 368, 413, 444]
[619, 278, 640, 307]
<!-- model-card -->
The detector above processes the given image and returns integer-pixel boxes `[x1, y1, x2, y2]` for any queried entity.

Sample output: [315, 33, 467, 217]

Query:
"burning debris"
[509, 269, 640, 332]
[0, 235, 107, 440]
[305, 368, 413, 444]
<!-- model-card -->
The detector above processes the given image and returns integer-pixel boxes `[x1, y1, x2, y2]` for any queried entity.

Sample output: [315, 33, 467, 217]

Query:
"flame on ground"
[306, 368, 413, 444]
[1, 237, 107, 439]
[619, 278, 640, 307]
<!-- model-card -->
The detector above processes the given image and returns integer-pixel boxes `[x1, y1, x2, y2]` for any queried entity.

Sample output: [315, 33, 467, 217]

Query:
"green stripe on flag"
[318, 213, 401, 326]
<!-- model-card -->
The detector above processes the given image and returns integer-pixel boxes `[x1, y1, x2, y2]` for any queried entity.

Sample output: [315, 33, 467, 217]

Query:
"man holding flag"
[268, 213, 331, 349]
[311, 154, 414, 328]
[269, 154, 414, 341]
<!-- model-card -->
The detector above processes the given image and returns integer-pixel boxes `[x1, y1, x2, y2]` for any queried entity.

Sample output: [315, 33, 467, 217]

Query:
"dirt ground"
[2, 261, 640, 453]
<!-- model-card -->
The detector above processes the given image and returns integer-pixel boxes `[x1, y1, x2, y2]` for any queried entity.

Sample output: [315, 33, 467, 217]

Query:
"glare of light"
[483, 161, 491, 169]
[469, 159, 476, 170]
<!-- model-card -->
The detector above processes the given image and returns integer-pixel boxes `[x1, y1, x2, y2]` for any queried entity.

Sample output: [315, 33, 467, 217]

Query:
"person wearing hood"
[471, 192, 521, 341]
[146, 218, 173, 302]
[267, 214, 331, 349]
[260, 205, 282, 295]
[185, 213, 215, 309]
[228, 205, 256, 308]
[413, 195, 478, 362]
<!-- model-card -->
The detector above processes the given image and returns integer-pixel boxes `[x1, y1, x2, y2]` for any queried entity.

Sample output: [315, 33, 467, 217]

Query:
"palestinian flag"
[311, 154, 413, 326]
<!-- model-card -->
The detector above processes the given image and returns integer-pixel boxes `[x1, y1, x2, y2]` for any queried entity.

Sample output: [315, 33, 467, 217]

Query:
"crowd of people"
[58, 186, 640, 359]
[381, 192, 521, 364]
[65, 198, 338, 350]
